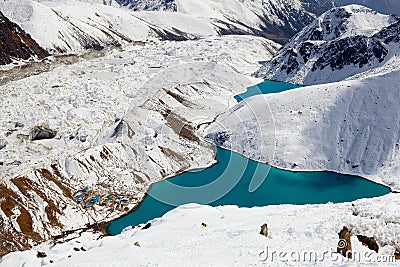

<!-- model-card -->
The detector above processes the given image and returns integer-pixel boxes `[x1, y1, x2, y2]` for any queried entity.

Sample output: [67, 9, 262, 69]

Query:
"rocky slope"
[256, 5, 400, 85]
[114, 0, 177, 11]
[0, 10, 48, 65]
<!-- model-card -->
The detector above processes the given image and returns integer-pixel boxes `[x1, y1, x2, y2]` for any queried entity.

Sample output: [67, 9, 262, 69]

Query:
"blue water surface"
[107, 80, 390, 235]
[234, 80, 301, 101]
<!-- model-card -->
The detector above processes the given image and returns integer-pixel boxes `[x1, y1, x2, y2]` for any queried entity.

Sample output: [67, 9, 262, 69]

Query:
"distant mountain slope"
[0, 0, 287, 54]
[110, 0, 327, 43]
[107, 0, 400, 44]
[334, 0, 400, 15]
[256, 5, 400, 85]
[114, 0, 177, 11]
[0, 10, 48, 65]
[8, 0, 331, 48]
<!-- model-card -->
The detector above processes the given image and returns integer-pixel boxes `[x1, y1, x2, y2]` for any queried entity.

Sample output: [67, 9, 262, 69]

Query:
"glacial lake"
[107, 80, 390, 235]
[234, 80, 301, 101]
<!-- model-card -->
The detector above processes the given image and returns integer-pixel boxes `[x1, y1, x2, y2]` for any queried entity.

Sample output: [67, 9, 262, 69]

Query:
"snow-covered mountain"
[0, 0, 329, 55]
[0, 10, 48, 65]
[2, 0, 400, 263]
[256, 5, 400, 85]
[107, 0, 400, 15]
[115, 0, 330, 43]
[334, 0, 400, 15]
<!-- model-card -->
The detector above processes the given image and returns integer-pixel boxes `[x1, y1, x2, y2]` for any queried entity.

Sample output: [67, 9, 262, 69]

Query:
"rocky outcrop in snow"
[256, 5, 400, 85]
[114, 0, 177, 11]
[0, 10, 48, 65]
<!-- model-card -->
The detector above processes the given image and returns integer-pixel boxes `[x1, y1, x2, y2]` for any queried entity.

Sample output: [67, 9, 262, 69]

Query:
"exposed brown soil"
[357, 235, 379, 253]
[0, 183, 42, 257]
[11, 176, 63, 229]
[337, 226, 352, 259]
[38, 167, 72, 199]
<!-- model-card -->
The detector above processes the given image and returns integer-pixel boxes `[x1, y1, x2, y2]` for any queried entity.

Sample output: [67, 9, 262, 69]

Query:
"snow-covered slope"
[206, 70, 400, 191]
[0, 0, 288, 54]
[134, 0, 322, 44]
[334, 0, 400, 15]
[0, 0, 326, 54]
[2, 194, 400, 266]
[0, 0, 157, 54]
[256, 5, 400, 85]
[0, 35, 277, 257]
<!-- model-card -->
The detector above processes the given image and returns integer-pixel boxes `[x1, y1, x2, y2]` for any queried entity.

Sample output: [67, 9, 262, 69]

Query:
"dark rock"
[201, 223, 207, 227]
[142, 223, 151, 230]
[36, 251, 47, 258]
[395, 248, 400, 260]
[0, 11, 49, 65]
[29, 126, 57, 141]
[260, 223, 269, 237]
[337, 226, 352, 259]
[357, 235, 379, 253]
[14, 122, 24, 128]
[115, 0, 177, 11]
[0, 139, 5, 150]
[79, 134, 88, 142]
[8, 160, 22, 166]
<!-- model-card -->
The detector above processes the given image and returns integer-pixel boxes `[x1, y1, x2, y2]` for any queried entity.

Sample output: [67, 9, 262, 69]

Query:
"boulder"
[29, 126, 57, 141]
[142, 223, 151, 230]
[357, 235, 379, 253]
[260, 223, 269, 237]
[36, 251, 47, 258]
[337, 226, 352, 259]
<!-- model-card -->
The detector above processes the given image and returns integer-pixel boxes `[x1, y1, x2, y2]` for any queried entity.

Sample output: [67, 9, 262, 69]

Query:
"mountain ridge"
[255, 5, 400, 85]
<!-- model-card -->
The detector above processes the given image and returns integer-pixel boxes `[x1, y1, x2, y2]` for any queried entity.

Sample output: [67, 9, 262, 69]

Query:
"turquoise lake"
[234, 80, 301, 101]
[107, 81, 390, 235]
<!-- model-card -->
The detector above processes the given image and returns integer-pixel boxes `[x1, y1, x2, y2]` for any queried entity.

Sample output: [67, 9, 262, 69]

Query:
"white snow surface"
[1, 194, 400, 266]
